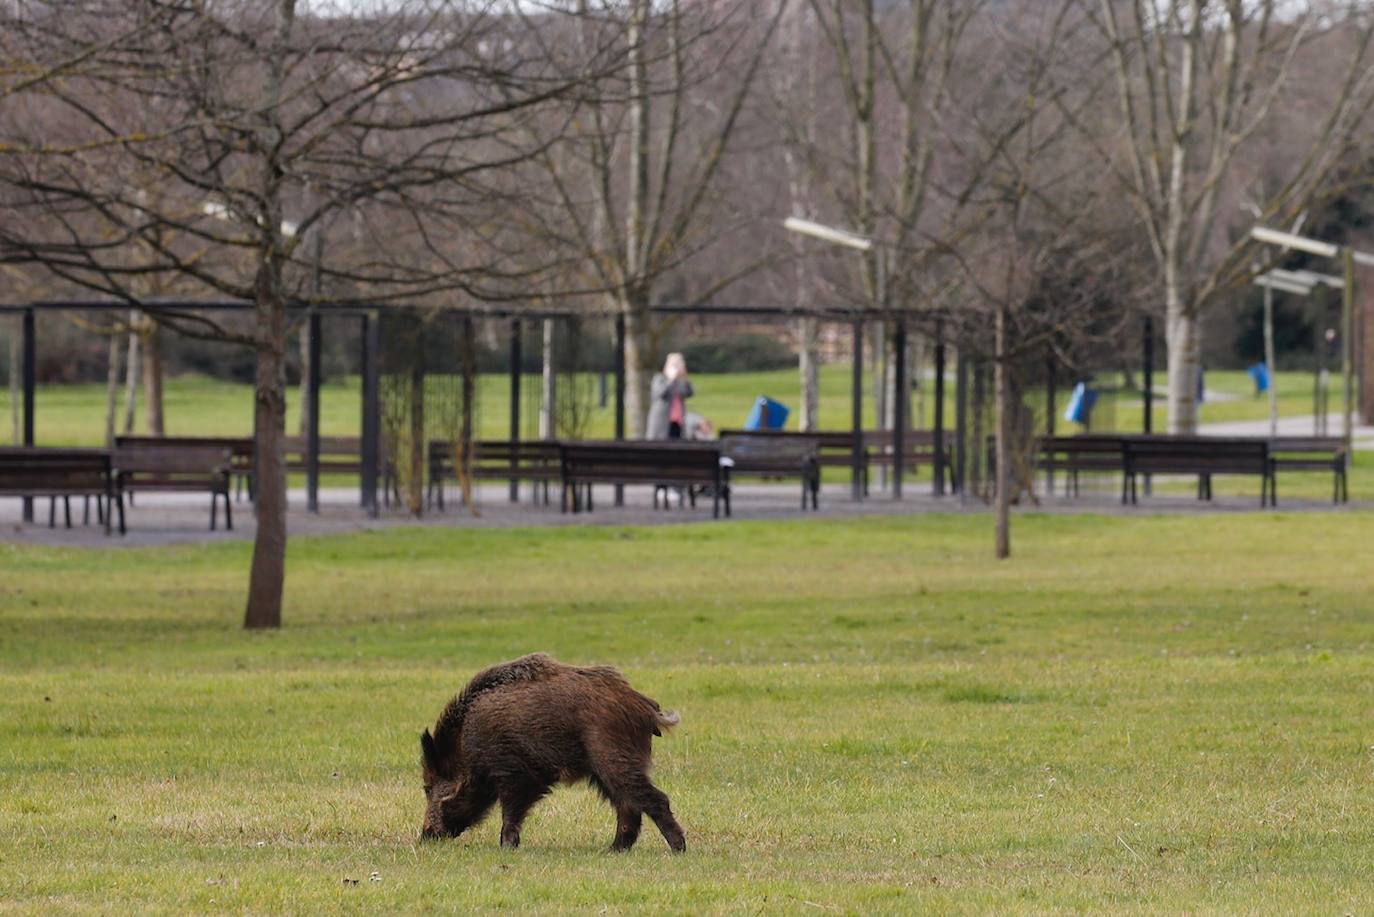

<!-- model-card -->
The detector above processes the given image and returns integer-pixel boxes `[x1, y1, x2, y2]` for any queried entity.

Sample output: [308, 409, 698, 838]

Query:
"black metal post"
[1143, 315, 1154, 434]
[932, 322, 946, 497]
[892, 320, 906, 500]
[1143, 315, 1154, 496]
[509, 319, 521, 503]
[21, 308, 35, 522]
[955, 350, 969, 501]
[306, 310, 322, 513]
[851, 320, 864, 502]
[361, 312, 381, 518]
[1045, 354, 1056, 496]
[614, 314, 626, 507]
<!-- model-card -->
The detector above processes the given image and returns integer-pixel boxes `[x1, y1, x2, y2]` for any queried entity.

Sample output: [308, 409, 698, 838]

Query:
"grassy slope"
[3, 513, 1373, 914]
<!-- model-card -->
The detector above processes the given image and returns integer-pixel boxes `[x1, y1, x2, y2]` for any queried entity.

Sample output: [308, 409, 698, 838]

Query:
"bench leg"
[116, 494, 126, 535]
[64, 496, 72, 529]
[224, 491, 233, 530]
[210, 494, 217, 531]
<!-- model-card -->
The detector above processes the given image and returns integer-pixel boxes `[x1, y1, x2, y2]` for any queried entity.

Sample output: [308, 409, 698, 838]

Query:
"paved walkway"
[1, 478, 1366, 548]
[1199, 413, 1374, 448]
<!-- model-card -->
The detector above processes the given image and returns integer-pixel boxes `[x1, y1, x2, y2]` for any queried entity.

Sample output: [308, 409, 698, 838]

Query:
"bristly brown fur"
[431, 653, 559, 760]
[419, 654, 685, 853]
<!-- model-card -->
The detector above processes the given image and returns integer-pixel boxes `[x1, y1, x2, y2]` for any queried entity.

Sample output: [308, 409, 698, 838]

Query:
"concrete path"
[1199, 413, 1374, 449]
[1, 479, 1366, 549]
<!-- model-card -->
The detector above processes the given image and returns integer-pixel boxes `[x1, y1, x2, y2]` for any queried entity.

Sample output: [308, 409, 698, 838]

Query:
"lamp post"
[783, 217, 899, 499]
[1250, 226, 1372, 447]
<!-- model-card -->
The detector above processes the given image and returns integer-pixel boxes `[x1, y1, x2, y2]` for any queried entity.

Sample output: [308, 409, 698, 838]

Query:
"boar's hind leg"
[496, 778, 547, 849]
[634, 777, 686, 853]
[597, 770, 685, 854]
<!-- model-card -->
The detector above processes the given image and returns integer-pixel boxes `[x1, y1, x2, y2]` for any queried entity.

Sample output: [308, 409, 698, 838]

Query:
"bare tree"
[1075, 0, 1374, 432]
[0, 0, 623, 628]
[513, 0, 786, 437]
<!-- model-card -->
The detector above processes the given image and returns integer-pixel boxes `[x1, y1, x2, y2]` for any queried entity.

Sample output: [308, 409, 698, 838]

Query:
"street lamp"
[1252, 269, 1343, 436]
[1250, 225, 1371, 446]
[783, 215, 894, 500]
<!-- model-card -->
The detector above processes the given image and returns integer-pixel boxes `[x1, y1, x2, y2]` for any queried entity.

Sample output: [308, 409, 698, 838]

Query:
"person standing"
[647, 353, 693, 439]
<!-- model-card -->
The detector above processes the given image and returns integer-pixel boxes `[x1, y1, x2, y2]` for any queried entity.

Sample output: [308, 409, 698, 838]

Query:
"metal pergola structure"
[2, 298, 963, 521]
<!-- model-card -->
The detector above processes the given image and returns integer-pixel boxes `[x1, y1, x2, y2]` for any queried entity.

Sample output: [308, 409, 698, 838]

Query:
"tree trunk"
[244, 290, 289, 630]
[104, 328, 122, 447]
[121, 314, 140, 434]
[624, 302, 653, 439]
[994, 303, 1010, 559]
[143, 320, 165, 435]
[798, 317, 819, 431]
[1165, 296, 1202, 434]
[540, 318, 557, 439]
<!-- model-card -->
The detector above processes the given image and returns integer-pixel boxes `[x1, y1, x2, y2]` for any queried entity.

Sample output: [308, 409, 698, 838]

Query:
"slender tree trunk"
[623, 0, 653, 440]
[540, 318, 557, 439]
[994, 303, 1010, 559]
[122, 313, 140, 434]
[1165, 292, 1202, 434]
[243, 0, 297, 631]
[624, 300, 653, 438]
[244, 288, 289, 629]
[104, 328, 122, 447]
[143, 320, 164, 435]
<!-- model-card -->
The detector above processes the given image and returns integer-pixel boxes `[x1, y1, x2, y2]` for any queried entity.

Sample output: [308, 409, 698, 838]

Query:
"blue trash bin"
[1063, 382, 1097, 426]
[744, 396, 790, 431]
[1247, 362, 1269, 394]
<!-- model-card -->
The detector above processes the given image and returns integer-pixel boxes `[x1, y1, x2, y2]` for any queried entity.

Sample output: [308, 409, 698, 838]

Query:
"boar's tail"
[655, 709, 681, 734]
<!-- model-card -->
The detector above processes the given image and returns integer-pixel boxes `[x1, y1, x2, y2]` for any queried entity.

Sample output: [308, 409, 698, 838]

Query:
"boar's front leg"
[610, 804, 642, 852]
[496, 778, 548, 849]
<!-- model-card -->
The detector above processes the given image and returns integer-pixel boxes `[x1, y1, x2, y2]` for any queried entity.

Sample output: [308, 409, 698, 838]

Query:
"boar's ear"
[420, 729, 440, 771]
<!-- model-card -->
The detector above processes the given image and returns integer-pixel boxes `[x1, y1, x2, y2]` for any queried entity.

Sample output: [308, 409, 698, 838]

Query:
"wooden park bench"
[559, 442, 730, 518]
[719, 433, 820, 510]
[426, 439, 563, 510]
[719, 429, 866, 492]
[1268, 436, 1349, 504]
[113, 441, 234, 530]
[1036, 435, 1129, 496]
[0, 447, 120, 535]
[1122, 437, 1274, 507]
[116, 435, 254, 500]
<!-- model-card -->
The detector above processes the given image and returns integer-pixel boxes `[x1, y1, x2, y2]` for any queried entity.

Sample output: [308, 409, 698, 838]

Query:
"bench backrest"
[1123, 437, 1268, 472]
[0, 449, 112, 492]
[1038, 435, 1128, 456]
[719, 434, 817, 469]
[1268, 436, 1347, 455]
[114, 444, 230, 476]
[116, 436, 252, 474]
[561, 442, 721, 484]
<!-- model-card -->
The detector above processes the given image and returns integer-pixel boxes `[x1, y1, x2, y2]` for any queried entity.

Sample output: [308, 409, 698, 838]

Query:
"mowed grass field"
[3, 512, 1374, 913]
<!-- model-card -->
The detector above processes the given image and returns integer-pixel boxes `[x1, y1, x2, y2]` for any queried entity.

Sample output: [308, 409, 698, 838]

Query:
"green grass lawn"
[22, 367, 1349, 446]
[3, 513, 1374, 913]
[15, 367, 1370, 499]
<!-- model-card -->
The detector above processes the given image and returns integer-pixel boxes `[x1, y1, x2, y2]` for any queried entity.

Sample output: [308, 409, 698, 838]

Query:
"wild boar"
[420, 653, 685, 852]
